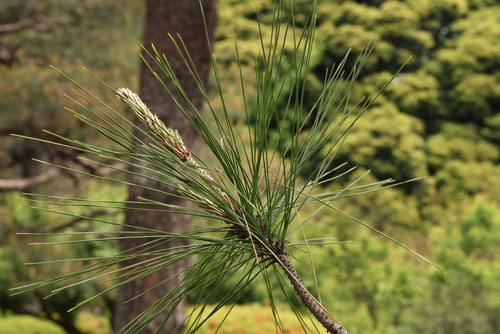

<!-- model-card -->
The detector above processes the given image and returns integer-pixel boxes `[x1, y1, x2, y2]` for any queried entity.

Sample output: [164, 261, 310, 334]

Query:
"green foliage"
[0, 181, 123, 328]
[427, 123, 499, 172]
[0, 311, 111, 334]
[3, 0, 500, 333]
[408, 200, 500, 333]
[210, 1, 500, 332]
[216, 0, 500, 197]
[0, 315, 65, 334]
[427, 7, 500, 122]
[390, 72, 444, 119]
[334, 104, 428, 181]
[316, 1, 434, 73]
[0, 0, 142, 330]
[0, 0, 143, 177]
[191, 304, 323, 334]
[75, 311, 112, 334]
[13, 1, 442, 333]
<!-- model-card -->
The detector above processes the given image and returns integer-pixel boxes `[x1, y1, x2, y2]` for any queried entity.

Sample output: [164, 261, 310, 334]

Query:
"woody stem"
[277, 253, 349, 334]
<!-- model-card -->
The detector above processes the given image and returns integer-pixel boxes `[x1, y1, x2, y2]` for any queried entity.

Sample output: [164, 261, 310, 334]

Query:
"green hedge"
[0, 315, 65, 334]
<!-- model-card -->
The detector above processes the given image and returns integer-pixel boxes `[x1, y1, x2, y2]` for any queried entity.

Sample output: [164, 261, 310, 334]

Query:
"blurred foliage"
[190, 303, 325, 334]
[200, 0, 500, 333]
[74, 311, 112, 334]
[408, 200, 500, 333]
[0, 311, 111, 334]
[2, 0, 500, 333]
[0, 181, 125, 332]
[0, 0, 143, 331]
[0, 315, 65, 334]
[215, 0, 500, 199]
[0, 0, 143, 178]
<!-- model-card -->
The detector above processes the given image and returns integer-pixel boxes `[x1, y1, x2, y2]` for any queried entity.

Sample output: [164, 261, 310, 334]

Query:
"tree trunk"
[113, 1, 217, 333]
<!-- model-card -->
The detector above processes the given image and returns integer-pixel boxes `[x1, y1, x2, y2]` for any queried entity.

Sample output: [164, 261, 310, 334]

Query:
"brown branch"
[0, 169, 58, 191]
[232, 225, 349, 333]
[278, 253, 349, 334]
[94, 163, 128, 175]
[0, 161, 127, 192]
[37, 209, 119, 233]
[0, 16, 73, 37]
[30, 16, 72, 32]
[53, 147, 128, 175]
[0, 18, 36, 36]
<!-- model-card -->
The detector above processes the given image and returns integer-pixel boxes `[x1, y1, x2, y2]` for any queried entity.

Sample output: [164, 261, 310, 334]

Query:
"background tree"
[205, 1, 500, 332]
[0, 1, 143, 332]
[114, 1, 217, 333]
[0, 0, 142, 184]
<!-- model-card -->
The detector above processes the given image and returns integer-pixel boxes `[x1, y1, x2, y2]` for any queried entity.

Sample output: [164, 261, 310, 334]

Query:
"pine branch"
[278, 253, 348, 334]
[116, 87, 349, 333]
[16, 2, 436, 333]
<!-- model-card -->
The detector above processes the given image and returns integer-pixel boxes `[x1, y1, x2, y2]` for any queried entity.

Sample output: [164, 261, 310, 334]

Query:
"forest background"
[0, 0, 499, 333]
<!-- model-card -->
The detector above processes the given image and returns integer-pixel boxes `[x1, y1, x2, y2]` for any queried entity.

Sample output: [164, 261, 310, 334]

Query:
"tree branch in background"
[0, 16, 73, 37]
[31, 209, 119, 233]
[0, 169, 58, 191]
[0, 18, 36, 36]
[53, 147, 128, 176]
[0, 14, 74, 66]
[0, 152, 127, 192]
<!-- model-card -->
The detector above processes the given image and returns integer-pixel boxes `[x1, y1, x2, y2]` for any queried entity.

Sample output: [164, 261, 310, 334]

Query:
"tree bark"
[278, 253, 349, 334]
[113, 1, 217, 333]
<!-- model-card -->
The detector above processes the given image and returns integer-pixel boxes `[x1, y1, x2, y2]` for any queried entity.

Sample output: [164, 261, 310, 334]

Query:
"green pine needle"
[14, 1, 442, 333]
